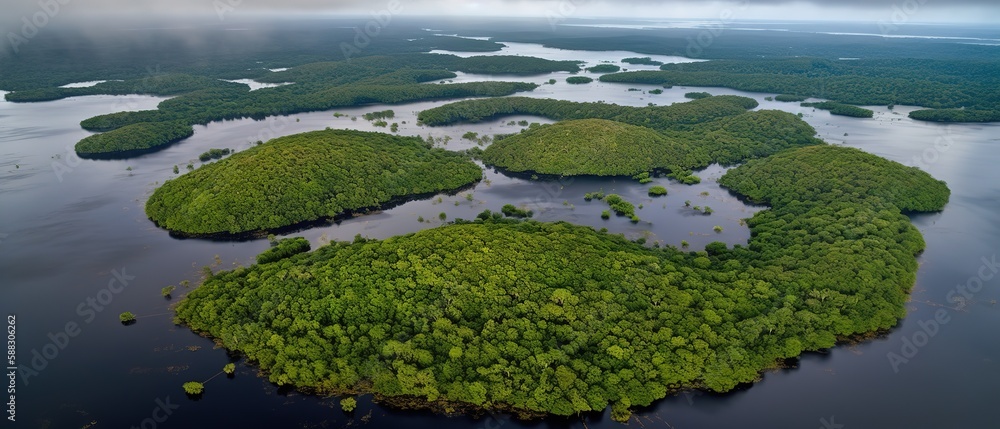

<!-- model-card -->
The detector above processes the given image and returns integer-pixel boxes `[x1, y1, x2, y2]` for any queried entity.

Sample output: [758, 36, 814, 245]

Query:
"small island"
[801, 101, 874, 118]
[145, 129, 482, 236]
[585, 64, 622, 74]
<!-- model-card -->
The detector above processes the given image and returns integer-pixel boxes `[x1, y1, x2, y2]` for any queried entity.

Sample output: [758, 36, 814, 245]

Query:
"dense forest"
[417, 95, 758, 128]
[907, 109, 1000, 123]
[74, 121, 194, 157]
[479, 113, 821, 178]
[621, 57, 664, 66]
[176, 143, 948, 421]
[586, 64, 622, 74]
[600, 57, 1000, 122]
[4, 53, 586, 157]
[481, 119, 677, 176]
[775, 94, 808, 102]
[718, 145, 950, 212]
[145, 130, 482, 235]
[800, 102, 874, 118]
[421, 96, 821, 178]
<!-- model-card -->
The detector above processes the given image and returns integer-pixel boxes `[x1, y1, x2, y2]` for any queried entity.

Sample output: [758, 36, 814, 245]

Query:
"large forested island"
[177, 139, 948, 420]
[145, 129, 482, 236]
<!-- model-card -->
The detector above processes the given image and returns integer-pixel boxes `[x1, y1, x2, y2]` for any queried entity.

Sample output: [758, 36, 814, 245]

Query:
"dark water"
[1, 44, 998, 429]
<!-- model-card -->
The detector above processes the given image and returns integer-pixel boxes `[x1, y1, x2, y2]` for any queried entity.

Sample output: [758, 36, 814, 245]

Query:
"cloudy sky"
[3, 0, 999, 31]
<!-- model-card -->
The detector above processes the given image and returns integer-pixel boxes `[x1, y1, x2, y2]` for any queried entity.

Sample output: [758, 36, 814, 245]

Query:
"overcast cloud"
[2, 0, 998, 33]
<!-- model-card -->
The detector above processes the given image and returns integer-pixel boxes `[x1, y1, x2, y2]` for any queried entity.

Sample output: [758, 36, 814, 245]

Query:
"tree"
[648, 186, 667, 197]
[183, 381, 204, 395]
[340, 397, 357, 412]
[119, 312, 136, 324]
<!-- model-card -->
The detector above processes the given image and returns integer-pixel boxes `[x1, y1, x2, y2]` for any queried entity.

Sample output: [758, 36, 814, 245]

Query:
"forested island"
[599, 57, 1000, 123]
[145, 129, 482, 236]
[176, 141, 948, 421]
[5, 53, 584, 157]
[421, 96, 821, 178]
[800, 102, 874, 118]
[75, 120, 195, 158]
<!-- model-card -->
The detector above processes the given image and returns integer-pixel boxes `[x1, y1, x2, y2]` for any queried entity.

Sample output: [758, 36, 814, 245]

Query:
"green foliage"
[6, 74, 246, 103]
[199, 148, 232, 162]
[566, 76, 594, 84]
[600, 57, 1000, 122]
[909, 109, 1000, 123]
[478, 110, 819, 178]
[119, 312, 136, 323]
[485, 119, 674, 176]
[775, 94, 808, 102]
[75, 121, 193, 156]
[162, 285, 176, 297]
[603, 194, 637, 218]
[801, 102, 874, 118]
[257, 237, 312, 264]
[501, 204, 534, 218]
[622, 57, 664, 66]
[718, 145, 950, 211]
[666, 168, 701, 185]
[176, 147, 950, 417]
[174, 125, 950, 416]
[173, 165, 179, 174]
[632, 172, 653, 184]
[648, 186, 668, 197]
[182, 381, 204, 395]
[713, 225, 723, 233]
[584, 191, 606, 201]
[586, 64, 621, 74]
[340, 397, 357, 412]
[223, 363, 236, 375]
[685, 92, 712, 99]
[600, 210, 610, 219]
[418, 95, 754, 129]
[462, 131, 479, 140]
[649, 89, 663, 95]
[363, 110, 395, 121]
[146, 129, 482, 235]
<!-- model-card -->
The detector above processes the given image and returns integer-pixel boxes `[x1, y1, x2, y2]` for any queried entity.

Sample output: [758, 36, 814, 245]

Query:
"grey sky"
[2, 0, 999, 33]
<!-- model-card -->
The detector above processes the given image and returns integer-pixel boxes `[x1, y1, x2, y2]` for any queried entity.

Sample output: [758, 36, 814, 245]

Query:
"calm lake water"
[1, 42, 997, 429]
